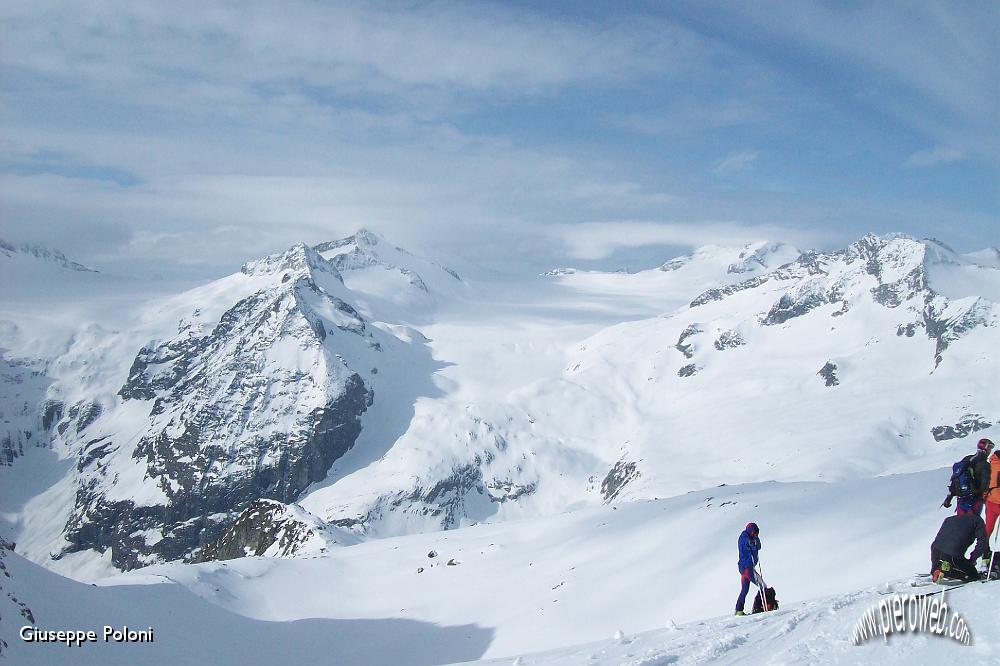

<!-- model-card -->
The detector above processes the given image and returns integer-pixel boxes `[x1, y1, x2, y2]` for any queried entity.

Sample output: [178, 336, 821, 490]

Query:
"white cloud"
[714, 150, 760, 174]
[903, 146, 967, 168]
[0, 1, 699, 106]
[550, 220, 829, 261]
[717, 3, 999, 166]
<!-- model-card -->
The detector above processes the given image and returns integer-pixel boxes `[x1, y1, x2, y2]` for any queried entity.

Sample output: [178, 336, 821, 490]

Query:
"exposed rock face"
[714, 329, 745, 351]
[818, 362, 839, 387]
[659, 257, 687, 272]
[931, 414, 993, 442]
[675, 325, 703, 359]
[601, 460, 639, 502]
[762, 285, 829, 326]
[0, 354, 52, 466]
[192, 499, 352, 562]
[323, 414, 536, 535]
[727, 242, 788, 274]
[0, 535, 35, 658]
[690, 234, 999, 369]
[61, 245, 380, 570]
[486, 479, 537, 503]
[678, 363, 699, 378]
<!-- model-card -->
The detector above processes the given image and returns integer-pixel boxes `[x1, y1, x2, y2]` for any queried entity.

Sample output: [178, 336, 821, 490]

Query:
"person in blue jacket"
[735, 522, 762, 616]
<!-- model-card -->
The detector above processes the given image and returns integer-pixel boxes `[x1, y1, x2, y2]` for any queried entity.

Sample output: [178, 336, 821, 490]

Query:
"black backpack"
[949, 455, 976, 498]
[752, 587, 779, 613]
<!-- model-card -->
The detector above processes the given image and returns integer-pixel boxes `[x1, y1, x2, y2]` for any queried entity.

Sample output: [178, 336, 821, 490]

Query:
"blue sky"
[1, 1, 997, 278]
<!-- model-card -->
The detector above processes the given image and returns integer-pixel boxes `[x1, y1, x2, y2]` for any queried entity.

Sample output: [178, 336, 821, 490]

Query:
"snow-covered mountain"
[0, 240, 183, 469]
[1, 240, 444, 573]
[0, 238, 97, 273]
[7, 232, 1000, 571]
[3, 230, 1000, 664]
[57, 244, 391, 569]
[533, 234, 1000, 502]
[314, 229, 465, 320]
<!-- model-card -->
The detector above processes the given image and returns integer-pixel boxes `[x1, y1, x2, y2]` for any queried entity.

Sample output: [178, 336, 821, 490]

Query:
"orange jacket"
[988, 453, 1000, 503]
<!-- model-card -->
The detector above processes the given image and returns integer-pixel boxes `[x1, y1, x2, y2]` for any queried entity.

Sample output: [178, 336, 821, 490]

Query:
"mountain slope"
[4, 243, 442, 572]
[520, 234, 1000, 503]
[314, 229, 466, 321]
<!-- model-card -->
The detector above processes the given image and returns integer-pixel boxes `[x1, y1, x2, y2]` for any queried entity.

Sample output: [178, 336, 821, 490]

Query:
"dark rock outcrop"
[818, 362, 839, 387]
[192, 500, 334, 563]
[931, 414, 993, 442]
[601, 460, 640, 502]
[675, 325, 703, 359]
[714, 329, 745, 351]
[678, 363, 699, 378]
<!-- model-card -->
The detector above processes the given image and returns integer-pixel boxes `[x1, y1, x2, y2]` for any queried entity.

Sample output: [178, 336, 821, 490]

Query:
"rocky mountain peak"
[57, 241, 387, 570]
[240, 243, 340, 281]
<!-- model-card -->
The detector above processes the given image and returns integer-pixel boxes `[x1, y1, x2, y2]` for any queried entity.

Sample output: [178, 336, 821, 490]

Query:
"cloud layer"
[1, 1, 996, 277]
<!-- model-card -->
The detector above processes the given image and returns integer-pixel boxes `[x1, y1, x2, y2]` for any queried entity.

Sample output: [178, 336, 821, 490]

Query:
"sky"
[1, 0, 997, 279]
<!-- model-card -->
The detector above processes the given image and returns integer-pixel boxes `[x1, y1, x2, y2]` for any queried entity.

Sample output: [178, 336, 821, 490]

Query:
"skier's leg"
[735, 569, 751, 612]
[985, 501, 1000, 540]
[952, 555, 979, 581]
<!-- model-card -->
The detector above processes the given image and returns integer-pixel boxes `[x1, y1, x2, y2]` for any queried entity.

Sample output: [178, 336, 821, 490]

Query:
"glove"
[942, 495, 953, 508]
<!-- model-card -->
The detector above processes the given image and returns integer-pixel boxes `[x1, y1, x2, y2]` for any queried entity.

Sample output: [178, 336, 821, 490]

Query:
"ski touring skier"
[734, 522, 763, 616]
[930, 511, 990, 583]
[986, 447, 1000, 541]
[942, 438, 994, 516]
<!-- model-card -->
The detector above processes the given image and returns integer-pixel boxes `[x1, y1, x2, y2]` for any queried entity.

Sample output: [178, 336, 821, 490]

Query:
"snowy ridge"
[0, 238, 96, 272]
[314, 229, 464, 319]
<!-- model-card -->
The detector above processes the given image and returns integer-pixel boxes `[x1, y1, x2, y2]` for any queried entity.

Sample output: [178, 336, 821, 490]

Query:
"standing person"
[735, 522, 763, 616]
[943, 438, 994, 516]
[985, 448, 1000, 541]
[930, 511, 989, 583]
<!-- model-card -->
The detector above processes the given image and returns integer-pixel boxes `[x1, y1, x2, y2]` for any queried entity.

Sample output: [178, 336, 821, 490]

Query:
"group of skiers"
[931, 437, 1000, 582]
[734, 437, 1000, 614]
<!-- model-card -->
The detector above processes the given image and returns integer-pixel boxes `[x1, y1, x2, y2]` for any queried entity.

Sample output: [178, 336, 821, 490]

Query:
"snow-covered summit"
[0, 238, 96, 272]
[661, 240, 800, 277]
[316, 228, 461, 284]
[965, 246, 1000, 268]
[239, 242, 342, 281]
[312, 229, 465, 317]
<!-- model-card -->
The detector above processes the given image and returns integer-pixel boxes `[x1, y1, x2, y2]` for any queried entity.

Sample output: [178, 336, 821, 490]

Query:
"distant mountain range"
[2, 230, 999, 574]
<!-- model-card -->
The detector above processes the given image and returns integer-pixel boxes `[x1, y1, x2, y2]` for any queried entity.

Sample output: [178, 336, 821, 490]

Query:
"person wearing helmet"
[945, 438, 994, 516]
[735, 522, 763, 616]
[963, 438, 994, 516]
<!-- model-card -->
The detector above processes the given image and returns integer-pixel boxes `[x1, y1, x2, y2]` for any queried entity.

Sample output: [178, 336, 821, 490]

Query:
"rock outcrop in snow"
[192, 499, 356, 562]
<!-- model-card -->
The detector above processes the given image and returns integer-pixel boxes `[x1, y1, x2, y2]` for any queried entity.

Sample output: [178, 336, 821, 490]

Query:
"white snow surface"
[3, 231, 1000, 665]
[4, 471, 1000, 664]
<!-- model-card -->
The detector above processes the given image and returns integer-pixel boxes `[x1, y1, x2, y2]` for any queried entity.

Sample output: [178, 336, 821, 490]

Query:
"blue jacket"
[737, 530, 761, 572]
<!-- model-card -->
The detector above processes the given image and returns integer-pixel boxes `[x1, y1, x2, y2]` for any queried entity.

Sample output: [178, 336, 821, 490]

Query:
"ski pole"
[755, 561, 769, 611]
[987, 523, 999, 583]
